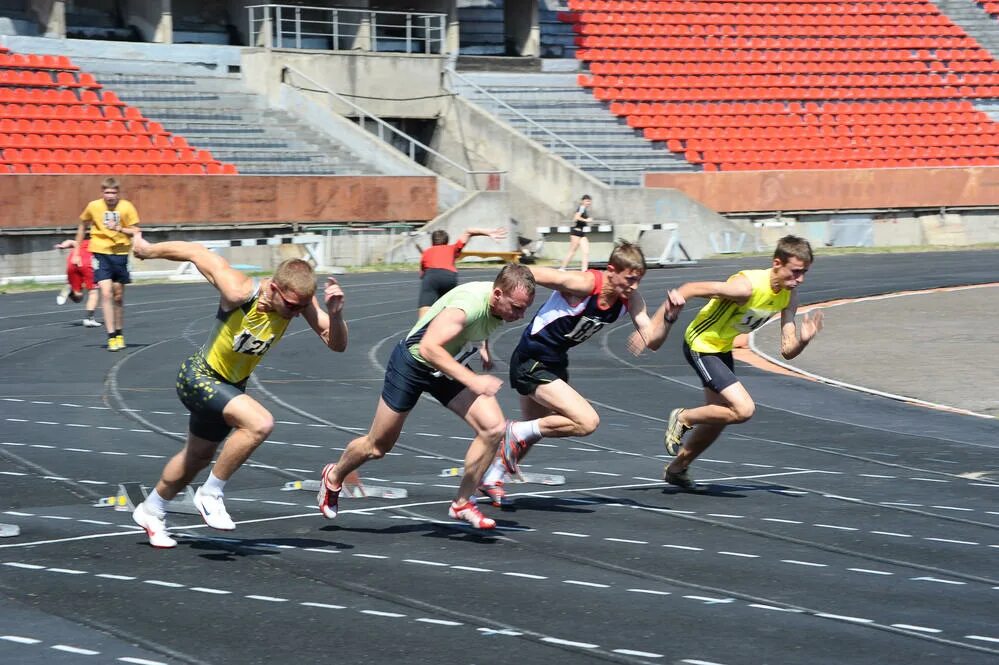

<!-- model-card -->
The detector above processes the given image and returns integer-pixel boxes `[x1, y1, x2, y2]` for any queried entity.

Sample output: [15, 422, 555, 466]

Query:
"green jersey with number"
[684, 269, 790, 353]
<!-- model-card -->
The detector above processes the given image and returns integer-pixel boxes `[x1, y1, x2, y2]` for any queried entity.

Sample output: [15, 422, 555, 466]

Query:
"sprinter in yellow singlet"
[127, 234, 348, 548]
[629, 235, 824, 490]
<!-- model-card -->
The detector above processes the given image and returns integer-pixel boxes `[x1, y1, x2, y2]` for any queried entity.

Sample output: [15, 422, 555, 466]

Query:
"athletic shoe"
[664, 408, 691, 456]
[448, 499, 496, 529]
[193, 487, 236, 531]
[107, 337, 120, 352]
[115, 334, 125, 350]
[56, 286, 70, 305]
[498, 421, 527, 478]
[664, 465, 699, 491]
[82, 318, 101, 328]
[317, 463, 341, 519]
[478, 480, 509, 507]
[132, 502, 177, 549]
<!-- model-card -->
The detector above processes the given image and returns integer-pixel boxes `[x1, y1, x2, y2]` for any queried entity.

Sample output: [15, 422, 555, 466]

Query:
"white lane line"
[451, 565, 493, 572]
[190, 587, 231, 594]
[1, 635, 41, 644]
[931, 505, 974, 512]
[781, 560, 827, 568]
[924, 537, 978, 545]
[416, 618, 463, 626]
[718, 551, 759, 558]
[860, 474, 896, 478]
[362, 610, 406, 618]
[762, 518, 802, 524]
[682, 658, 727, 664]
[967, 635, 999, 644]
[911, 577, 966, 585]
[503, 572, 547, 579]
[627, 589, 671, 596]
[613, 648, 663, 658]
[541, 637, 598, 649]
[707, 514, 744, 519]
[684, 595, 734, 604]
[892, 624, 941, 633]
[52, 644, 100, 655]
[814, 524, 858, 531]
[96, 573, 136, 580]
[352, 554, 388, 559]
[848, 568, 893, 576]
[119, 657, 170, 665]
[553, 531, 589, 538]
[47, 567, 88, 574]
[563, 580, 610, 588]
[144, 580, 185, 588]
[3, 562, 44, 570]
[870, 531, 912, 538]
[605, 538, 648, 544]
[245, 595, 288, 602]
[748, 604, 802, 613]
[300, 602, 346, 610]
[663, 544, 703, 551]
[404, 559, 448, 567]
[815, 613, 873, 624]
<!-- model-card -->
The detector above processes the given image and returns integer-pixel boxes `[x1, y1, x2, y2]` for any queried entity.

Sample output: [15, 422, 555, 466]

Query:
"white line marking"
[814, 524, 858, 531]
[762, 518, 802, 524]
[416, 618, 463, 626]
[718, 551, 759, 558]
[119, 657, 170, 665]
[245, 595, 288, 602]
[924, 537, 978, 545]
[451, 565, 493, 572]
[911, 577, 966, 585]
[664, 544, 703, 551]
[541, 637, 598, 648]
[967, 635, 999, 644]
[503, 572, 547, 579]
[605, 538, 648, 544]
[871, 531, 912, 538]
[552, 531, 589, 538]
[848, 568, 893, 576]
[190, 587, 231, 594]
[748, 604, 801, 612]
[144, 580, 184, 588]
[707, 514, 744, 519]
[563, 580, 610, 588]
[404, 559, 448, 567]
[362, 610, 406, 618]
[3, 562, 44, 570]
[47, 567, 87, 574]
[930, 505, 973, 512]
[815, 613, 873, 624]
[892, 624, 941, 633]
[96, 573, 136, 580]
[627, 588, 671, 595]
[52, 644, 100, 655]
[300, 602, 346, 610]
[1, 635, 41, 644]
[352, 554, 388, 559]
[781, 560, 827, 567]
[682, 658, 727, 665]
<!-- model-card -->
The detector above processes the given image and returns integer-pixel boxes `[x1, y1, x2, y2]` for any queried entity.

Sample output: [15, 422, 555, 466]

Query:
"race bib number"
[734, 309, 772, 333]
[563, 316, 606, 343]
[232, 329, 273, 356]
[103, 211, 121, 231]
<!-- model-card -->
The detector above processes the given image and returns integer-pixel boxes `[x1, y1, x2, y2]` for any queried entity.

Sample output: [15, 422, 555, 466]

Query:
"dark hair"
[773, 235, 814, 264]
[581, 194, 592, 201]
[493, 263, 536, 299]
[607, 240, 646, 273]
[430, 230, 449, 246]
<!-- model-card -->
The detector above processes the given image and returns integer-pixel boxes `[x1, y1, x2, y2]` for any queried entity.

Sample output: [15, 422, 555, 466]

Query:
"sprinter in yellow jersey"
[127, 234, 348, 548]
[629, 235, 824, 490]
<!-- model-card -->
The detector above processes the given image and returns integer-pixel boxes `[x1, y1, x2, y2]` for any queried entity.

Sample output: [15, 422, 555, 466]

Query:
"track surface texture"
[1, 251, 997, 665]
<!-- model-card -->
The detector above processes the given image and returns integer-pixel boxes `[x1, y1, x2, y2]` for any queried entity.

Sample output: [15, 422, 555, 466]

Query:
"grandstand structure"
[3, 0, 999, 281]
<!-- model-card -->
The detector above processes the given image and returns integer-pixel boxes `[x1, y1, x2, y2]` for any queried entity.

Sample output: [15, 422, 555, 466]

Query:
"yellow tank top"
[202, 283, 291, 383]
[684, 269, 791, 353]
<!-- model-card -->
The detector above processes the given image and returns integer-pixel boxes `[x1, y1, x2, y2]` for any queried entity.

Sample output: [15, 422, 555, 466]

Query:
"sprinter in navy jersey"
[479, 241, 675, 505]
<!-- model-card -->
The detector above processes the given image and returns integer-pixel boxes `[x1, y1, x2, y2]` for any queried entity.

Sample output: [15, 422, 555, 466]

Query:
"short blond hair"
[493, 263, 536, 299]
[101, 176, 119, 191]
[273, 258, 316, 298]
[607, 240, 646, 273]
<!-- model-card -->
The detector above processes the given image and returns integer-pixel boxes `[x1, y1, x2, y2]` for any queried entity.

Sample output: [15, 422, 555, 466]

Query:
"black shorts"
[176, 354, 247, 442]
[380, 341, 467, 412]
[93, 253, 131, 284]
[683, 341, 738, 394]
[509, 347, 568, 396]
[418, 268, 459, 307]
[569, 224, 587, 238]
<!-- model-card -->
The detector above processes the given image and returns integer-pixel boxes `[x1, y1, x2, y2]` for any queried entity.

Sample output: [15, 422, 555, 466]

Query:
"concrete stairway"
[451, 71, 696, 186]
[76, 63, 377, 175]
[930, 0, 999, 58]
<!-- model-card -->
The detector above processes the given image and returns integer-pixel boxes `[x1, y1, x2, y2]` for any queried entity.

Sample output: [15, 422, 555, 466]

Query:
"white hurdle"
[637, 222, 696, 265]
[171, 234, 326, 280]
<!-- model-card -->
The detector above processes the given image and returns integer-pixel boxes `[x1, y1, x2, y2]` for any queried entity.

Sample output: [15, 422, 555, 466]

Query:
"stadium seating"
[0, 49, 237, 175]
[561, 0, 999, 171]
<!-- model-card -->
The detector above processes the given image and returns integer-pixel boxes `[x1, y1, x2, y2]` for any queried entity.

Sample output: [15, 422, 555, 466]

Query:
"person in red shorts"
[414, 227, 508, 320]
[54, 238, 101, 327]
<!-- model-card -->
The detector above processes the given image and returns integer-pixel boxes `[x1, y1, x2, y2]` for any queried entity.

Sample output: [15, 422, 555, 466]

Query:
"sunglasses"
[272, 283, 309, 312]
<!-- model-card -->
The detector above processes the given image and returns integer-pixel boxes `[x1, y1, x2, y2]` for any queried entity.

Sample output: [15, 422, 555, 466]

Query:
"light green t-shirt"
[404, 281, 502, 366]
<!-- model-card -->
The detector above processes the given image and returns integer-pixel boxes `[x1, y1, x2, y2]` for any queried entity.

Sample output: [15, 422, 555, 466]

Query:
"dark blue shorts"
[509, 347, 568, 396]
[176, 354, 246, 442]
[93, 253, 131, 284]
[380, 341, 467, 413]
[683, 341, 738, 394]
[418, 268, 458, 307]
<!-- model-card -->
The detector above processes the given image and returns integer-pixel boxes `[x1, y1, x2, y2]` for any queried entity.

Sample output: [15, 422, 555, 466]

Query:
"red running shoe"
[449, 499, 496, 529]
[317, 463, 341, 519]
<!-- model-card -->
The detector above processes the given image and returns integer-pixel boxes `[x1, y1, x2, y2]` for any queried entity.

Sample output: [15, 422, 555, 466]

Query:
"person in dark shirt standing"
[559, 194, 593, 271]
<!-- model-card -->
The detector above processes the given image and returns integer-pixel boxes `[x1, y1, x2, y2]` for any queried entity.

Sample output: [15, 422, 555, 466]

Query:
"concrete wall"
[0, 35, 242, 72]
[241, 48, 447, 118]
[644, 166, 999, 213]
[0, 175, 438, 227]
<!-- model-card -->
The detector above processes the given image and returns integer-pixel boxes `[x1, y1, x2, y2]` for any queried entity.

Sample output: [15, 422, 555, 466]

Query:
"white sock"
[511, 419, 543, 446]
[482, 459, 506, 486]
[201, 471, 226, 496]
[144, 489, 169, 516]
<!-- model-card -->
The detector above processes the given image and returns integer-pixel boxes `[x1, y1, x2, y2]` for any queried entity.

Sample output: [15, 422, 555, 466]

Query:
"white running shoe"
[56, 286, 70, 305]
[448, 499, 496, 530]
[82, 317, 101, 327]
[193, 487, 236, 531]
[132, 502, 177, 549]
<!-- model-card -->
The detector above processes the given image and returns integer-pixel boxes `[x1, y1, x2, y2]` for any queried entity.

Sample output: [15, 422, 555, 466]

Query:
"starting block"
[439, 467, 565, 486]
[0, 523, 19, 538]
[282, 475, 407, 500]
[94, 482, 200, 515]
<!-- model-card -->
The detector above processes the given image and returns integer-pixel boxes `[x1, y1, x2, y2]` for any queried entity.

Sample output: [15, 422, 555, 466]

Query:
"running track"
[1, 251, 997, 665]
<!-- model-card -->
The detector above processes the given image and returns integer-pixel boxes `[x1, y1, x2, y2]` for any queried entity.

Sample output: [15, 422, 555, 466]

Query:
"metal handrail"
[282, 65, 504, 191]
[247, 4, 447, 55]
[445, 68, 645, 187]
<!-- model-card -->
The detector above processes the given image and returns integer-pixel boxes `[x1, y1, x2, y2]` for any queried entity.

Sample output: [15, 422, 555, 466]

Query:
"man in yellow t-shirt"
[629, 235, 824, 490]
[72, 177, 141, 352]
